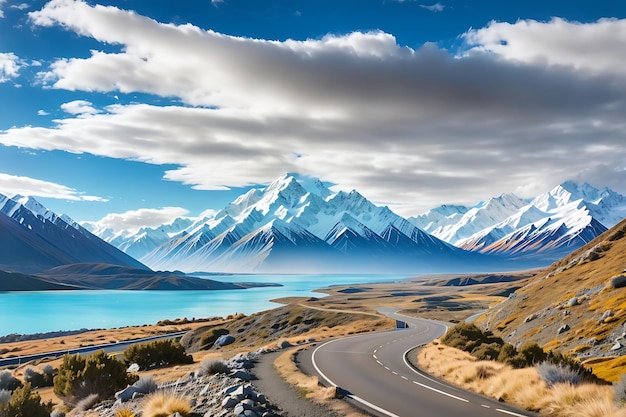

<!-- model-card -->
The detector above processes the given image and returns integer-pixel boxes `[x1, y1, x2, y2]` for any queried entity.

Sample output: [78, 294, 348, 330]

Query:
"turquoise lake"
[0, 274, 410, 336]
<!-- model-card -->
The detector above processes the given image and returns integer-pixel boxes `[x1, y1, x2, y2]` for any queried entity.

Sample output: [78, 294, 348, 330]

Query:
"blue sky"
[1, 0, 625, 233]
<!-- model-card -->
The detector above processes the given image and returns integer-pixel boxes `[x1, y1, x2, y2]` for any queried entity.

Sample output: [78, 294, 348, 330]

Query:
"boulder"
[215, 334, 236, 347]
[557, 324, 570, 334]
[115, 385, 141, 403]
[221, 396, 239, 409]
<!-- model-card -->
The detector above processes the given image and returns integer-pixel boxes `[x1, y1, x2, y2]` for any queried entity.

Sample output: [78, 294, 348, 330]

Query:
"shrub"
[545, 350, 606, 385]
[614, 374, 626, 405]
[0, 370, 21, 392]
[197, 359, 229, 376]
[124, 339, 193, 370]
[536, 361, 581, 387]
[23, 367, 54, 388]
[54, 351, 138, 407]
[441, 323, 504, 353]
[142, 391, 191, 417]
[73, 393, 100, 413]
[133, 376, 158, 394]
[200, 328, 230, 347]
[471, 342, 502, 361]
[517, 341, 547, 366]
[496, 343, 518, 363]
[0, 383, 53, 417]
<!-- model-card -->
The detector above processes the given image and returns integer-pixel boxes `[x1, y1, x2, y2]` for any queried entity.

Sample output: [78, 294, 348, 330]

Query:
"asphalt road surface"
[306, 308, 535, 417]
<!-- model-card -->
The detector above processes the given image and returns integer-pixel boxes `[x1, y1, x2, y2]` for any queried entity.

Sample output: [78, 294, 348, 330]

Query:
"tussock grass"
[141, 391, 191, 417]
[418, 342, 626, 417]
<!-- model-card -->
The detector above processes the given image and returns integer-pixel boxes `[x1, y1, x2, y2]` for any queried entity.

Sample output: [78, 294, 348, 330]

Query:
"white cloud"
[464, 17, 626, 75]
[0, 52, 20, 82]
[0, 0, 5, 18]
[11, 3, 29, 10]
[0, 173, 108, 202]
[3, 1, 623, 215]
[61, 99, 100, 115]
[82, 206, 190, 234]
[37, 109, 50, 116]
[420, 3, 445, 12]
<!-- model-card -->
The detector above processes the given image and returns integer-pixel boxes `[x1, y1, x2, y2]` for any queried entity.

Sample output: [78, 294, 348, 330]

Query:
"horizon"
[1, 0, 626, 231]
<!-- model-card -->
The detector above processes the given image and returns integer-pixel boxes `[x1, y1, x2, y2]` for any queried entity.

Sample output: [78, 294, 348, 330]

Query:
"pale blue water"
[0, 274, 409, 336]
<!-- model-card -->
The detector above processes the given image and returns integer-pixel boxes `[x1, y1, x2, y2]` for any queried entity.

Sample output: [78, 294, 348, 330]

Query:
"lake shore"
[0, 271, 533, 360]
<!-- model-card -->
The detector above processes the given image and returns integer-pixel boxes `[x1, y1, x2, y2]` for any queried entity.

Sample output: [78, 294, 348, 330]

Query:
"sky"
[1, 0, 626, 234]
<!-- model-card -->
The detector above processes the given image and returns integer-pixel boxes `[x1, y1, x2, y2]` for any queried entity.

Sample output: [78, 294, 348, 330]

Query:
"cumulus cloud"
[0, 173, 108, 202]
[0, 52, 20, 82]
[37, 109, 50, 116]
[61, 99, 100, 115]
[0, 0, 5, 18]
[82, 206, 190, 234]
[0, 1, 622, 215]
[464, 17, 626, 75]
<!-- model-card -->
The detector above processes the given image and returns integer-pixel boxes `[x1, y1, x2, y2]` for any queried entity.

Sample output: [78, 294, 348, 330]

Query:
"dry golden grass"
[0, 319, 220, 359]
[418, 342, 626, 417]
[584, 356, 626, 383]
[141, 391, 191, 417]
[273, 346, 370, 417]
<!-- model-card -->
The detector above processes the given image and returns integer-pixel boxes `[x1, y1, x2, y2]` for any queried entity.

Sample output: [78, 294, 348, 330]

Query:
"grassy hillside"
[479, 217, 626, 379]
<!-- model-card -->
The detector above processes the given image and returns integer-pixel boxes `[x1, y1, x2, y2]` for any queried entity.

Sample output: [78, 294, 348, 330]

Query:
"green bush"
[471, 342, 502, 361]
[54, 351, 137, 407]
[496, 343, 517, 363]
[441, 323, 504, 354]
[124, 339, 193, 370]
[517, 341, 547, 366]
[0, 383, 53, 417]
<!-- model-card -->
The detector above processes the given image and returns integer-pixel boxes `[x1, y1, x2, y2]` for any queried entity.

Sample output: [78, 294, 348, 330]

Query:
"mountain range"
[86, 176, 626, 274]
[409, 181, 626, 261]
[1, 174, 624, 276]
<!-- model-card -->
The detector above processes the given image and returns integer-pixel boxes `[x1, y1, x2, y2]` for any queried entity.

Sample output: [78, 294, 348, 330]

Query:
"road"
[0, 331, 187, 367]
[306, 308, 535, 417]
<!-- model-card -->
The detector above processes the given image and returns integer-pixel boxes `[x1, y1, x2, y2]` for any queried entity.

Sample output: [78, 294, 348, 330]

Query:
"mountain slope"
[409, 182, 625, 261]
[139, 174, 493, 273]
[478, 218, 626, 358]
[0, 194, 148, 274]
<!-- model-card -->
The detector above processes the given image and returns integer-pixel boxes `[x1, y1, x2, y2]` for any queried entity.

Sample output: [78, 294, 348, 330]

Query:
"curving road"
[306, 308, 535, 417]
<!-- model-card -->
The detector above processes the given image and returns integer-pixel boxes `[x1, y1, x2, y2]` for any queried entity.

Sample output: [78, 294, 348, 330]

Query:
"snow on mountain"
[410, 181, 625, 260]
[138, 174, 480, 274]
[409, 193, 528, 245]
[0, 194, 148, 273]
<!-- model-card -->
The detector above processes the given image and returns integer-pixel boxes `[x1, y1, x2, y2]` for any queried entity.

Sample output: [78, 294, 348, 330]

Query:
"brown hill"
[479, 217, 626, 371]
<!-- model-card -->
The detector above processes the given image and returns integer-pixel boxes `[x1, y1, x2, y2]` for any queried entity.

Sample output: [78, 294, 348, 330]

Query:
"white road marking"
[497, 409, 528, 417]
[412, 381, 469, 403]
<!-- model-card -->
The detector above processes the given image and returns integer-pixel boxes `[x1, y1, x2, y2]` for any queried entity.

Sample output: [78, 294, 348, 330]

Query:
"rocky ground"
[82, 346, 336, 417]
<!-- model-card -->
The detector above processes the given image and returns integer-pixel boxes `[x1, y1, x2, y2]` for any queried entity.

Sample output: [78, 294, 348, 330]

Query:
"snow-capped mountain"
[136, 175, 491, 273]
[0, 194, 148, 274]
[84, 217, 195, 261]
[409, 182, 626, 260]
